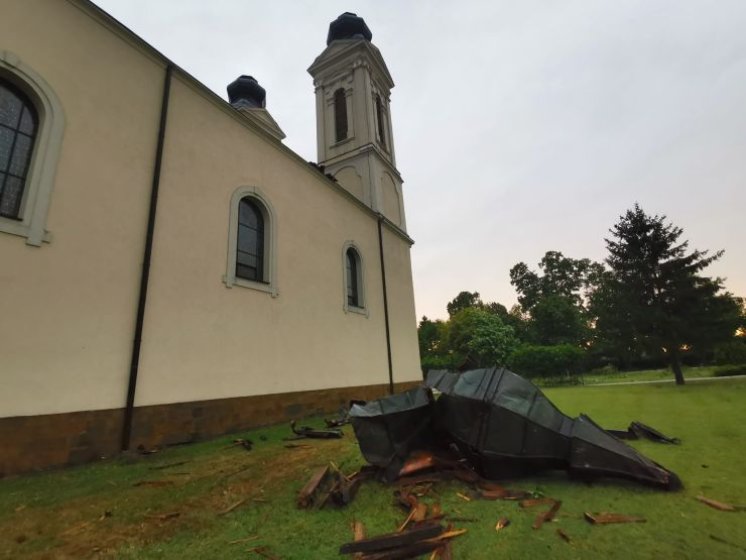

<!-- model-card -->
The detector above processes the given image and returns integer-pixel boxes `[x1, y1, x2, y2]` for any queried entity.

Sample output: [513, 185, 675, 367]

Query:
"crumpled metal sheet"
[349, 387, 436, 479]
[350, 368, 682, 490]
[427, 367, 681, 490]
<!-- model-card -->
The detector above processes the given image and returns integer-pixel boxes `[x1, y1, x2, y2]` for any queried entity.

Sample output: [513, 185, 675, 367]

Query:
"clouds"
[94, 0, 746, 319]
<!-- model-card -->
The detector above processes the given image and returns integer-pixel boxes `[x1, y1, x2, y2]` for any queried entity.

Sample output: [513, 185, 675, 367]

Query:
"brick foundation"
[0, 381, 420, 477]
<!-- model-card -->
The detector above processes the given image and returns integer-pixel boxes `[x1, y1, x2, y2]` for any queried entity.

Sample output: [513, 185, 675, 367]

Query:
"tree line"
[418, 204, 746, 384]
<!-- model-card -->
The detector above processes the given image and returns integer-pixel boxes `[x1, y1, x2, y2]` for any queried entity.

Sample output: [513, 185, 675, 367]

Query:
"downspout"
[121, 63, 173, 450]
[377, 215, 395, 395]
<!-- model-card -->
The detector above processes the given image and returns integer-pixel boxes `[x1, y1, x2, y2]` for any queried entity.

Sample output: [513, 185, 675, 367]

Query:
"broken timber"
[340, 523, 466, 559]
[297, 464, 365, 509]
[584, 512, 646, 524]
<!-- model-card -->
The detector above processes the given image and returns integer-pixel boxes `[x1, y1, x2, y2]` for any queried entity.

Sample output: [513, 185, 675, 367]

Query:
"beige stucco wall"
[0, 0, 162, 417]
[1, 0, 421, 418]
[381, 225, 422, 382]
[135, 76, 421, 406]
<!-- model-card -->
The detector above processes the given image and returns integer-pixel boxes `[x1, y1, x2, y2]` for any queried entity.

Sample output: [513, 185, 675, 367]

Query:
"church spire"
[308, 13, 406, 231]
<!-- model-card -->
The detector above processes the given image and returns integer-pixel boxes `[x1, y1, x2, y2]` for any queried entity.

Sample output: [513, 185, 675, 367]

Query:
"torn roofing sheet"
[349, 387, 436, 478]
[350, 368, 682, 490]
[425, 367, 682, 490]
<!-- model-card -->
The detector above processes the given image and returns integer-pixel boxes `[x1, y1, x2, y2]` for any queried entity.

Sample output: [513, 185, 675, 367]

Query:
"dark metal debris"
[348, 387, 435, 479]
[325, 401, 365, 428]
[350, 367, 682, 491]
[288, 420, 343, 440]
[606, 421, 680, 444]
[426, 368, 682, 490]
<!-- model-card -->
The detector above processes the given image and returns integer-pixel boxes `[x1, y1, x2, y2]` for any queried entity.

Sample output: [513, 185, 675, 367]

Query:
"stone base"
[0, 381, 419, 477]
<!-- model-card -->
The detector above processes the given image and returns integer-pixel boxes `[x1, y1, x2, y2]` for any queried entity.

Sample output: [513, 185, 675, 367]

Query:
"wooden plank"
[296, 466, 330, 509]
[340, 524, 444, 555]
[584, 512, 646, 524]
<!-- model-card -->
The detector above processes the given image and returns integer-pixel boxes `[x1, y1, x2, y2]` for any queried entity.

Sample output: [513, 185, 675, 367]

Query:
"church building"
[0, 2, 421, 476]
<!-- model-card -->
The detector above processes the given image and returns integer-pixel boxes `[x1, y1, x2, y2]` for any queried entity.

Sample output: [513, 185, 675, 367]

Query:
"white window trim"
[0, 51, 65, 246]
[342, 241, 368, 317]
[224, 186, 278, 297]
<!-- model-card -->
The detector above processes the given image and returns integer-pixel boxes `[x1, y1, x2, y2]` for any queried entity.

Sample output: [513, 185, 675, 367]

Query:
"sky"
[94, 0, 746, 320]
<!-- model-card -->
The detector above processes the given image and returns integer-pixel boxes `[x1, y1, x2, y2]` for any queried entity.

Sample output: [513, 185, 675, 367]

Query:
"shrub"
[508, 343, 585, 379]
[713, 364, 746, 377]
[713, 341, 746, 365]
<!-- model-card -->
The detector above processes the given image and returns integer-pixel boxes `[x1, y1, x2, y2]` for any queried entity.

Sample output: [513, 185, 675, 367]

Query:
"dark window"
[375, 94, 386, 149]
[347, 248, 360, 307]
[236, 198, 265, 282]
[334, 88, 348, 142]
[0, 79, 38, 219]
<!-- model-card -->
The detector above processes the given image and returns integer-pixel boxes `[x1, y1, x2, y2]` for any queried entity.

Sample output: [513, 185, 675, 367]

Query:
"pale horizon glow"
[93, 0, 746, 321]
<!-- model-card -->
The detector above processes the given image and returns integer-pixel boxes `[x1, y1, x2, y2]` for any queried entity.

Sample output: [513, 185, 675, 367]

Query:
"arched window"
[0, 79, 38, 219]
[0, 51, 65, 246]
[236, 197, 264, 282]
[346, 248, 360, 307]
[334, 88, 348, 142]
[343, 243, 365, 314]
[375, 94, 386, 149]
[225, 187, 277, 296]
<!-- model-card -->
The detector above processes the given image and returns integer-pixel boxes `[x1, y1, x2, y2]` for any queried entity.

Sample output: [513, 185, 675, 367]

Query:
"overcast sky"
[94, 0, 746, 320]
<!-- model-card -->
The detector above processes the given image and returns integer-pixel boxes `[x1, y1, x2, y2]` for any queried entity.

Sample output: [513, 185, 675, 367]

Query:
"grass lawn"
[2, 379, 746, 559]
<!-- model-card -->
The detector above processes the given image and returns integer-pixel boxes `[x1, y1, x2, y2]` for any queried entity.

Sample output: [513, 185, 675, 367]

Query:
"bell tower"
[308, 13, 406, 230]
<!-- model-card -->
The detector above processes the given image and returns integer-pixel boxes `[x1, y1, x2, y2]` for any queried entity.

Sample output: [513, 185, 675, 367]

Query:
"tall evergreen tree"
[591, 204, 740, 384]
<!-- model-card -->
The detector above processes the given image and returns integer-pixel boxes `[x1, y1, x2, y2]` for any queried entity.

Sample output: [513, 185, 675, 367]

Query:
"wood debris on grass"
[228, 438, 253, 451]
[532, 500, 562, 530]
[352, 520, 366, 560]
[218, 498, 248, 516]
[584, 512, 646, 525]
[296, 463, 369, 510]
[144, 512, 180, 522]
[339, 522, 466, 559]
[59, 521, 93, 536]
[710, 534, 746, 552]
[247, 545, 281, 559]
[148, 460, 190, 470]
[556, 528, 571, 543]
[132, 480, 175, 488]
[228, 535, 260, 545]
[494, 517, 510, 532]
[696, 495, 745, 512]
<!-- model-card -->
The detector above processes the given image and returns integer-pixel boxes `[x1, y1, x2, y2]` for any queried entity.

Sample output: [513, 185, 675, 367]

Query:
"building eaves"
[68, 0, 413, 245]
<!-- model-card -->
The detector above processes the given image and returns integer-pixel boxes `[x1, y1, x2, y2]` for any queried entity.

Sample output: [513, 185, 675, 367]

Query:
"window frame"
[342, 241, 367, 316]
[375, 94, 387, 150]
[224, 186, 278, 296]
[333, 87, 348, 143]
[0, 51, 65, 246]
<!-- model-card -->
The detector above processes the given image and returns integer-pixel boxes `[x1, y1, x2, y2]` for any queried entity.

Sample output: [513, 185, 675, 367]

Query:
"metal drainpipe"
[121, 63, 173, 451]
[377, 215, 395, 395]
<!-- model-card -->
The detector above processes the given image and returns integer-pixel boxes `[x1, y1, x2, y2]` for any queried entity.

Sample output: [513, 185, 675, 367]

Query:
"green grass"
[2, 379, 746, 559]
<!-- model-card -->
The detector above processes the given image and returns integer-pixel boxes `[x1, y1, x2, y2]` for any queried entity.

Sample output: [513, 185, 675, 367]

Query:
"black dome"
[227, 75, 266, 109]
[326, 12, 372, 45]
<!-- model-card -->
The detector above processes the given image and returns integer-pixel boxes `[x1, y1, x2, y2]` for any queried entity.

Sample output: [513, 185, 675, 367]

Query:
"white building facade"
[0, 3, 420, 475]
